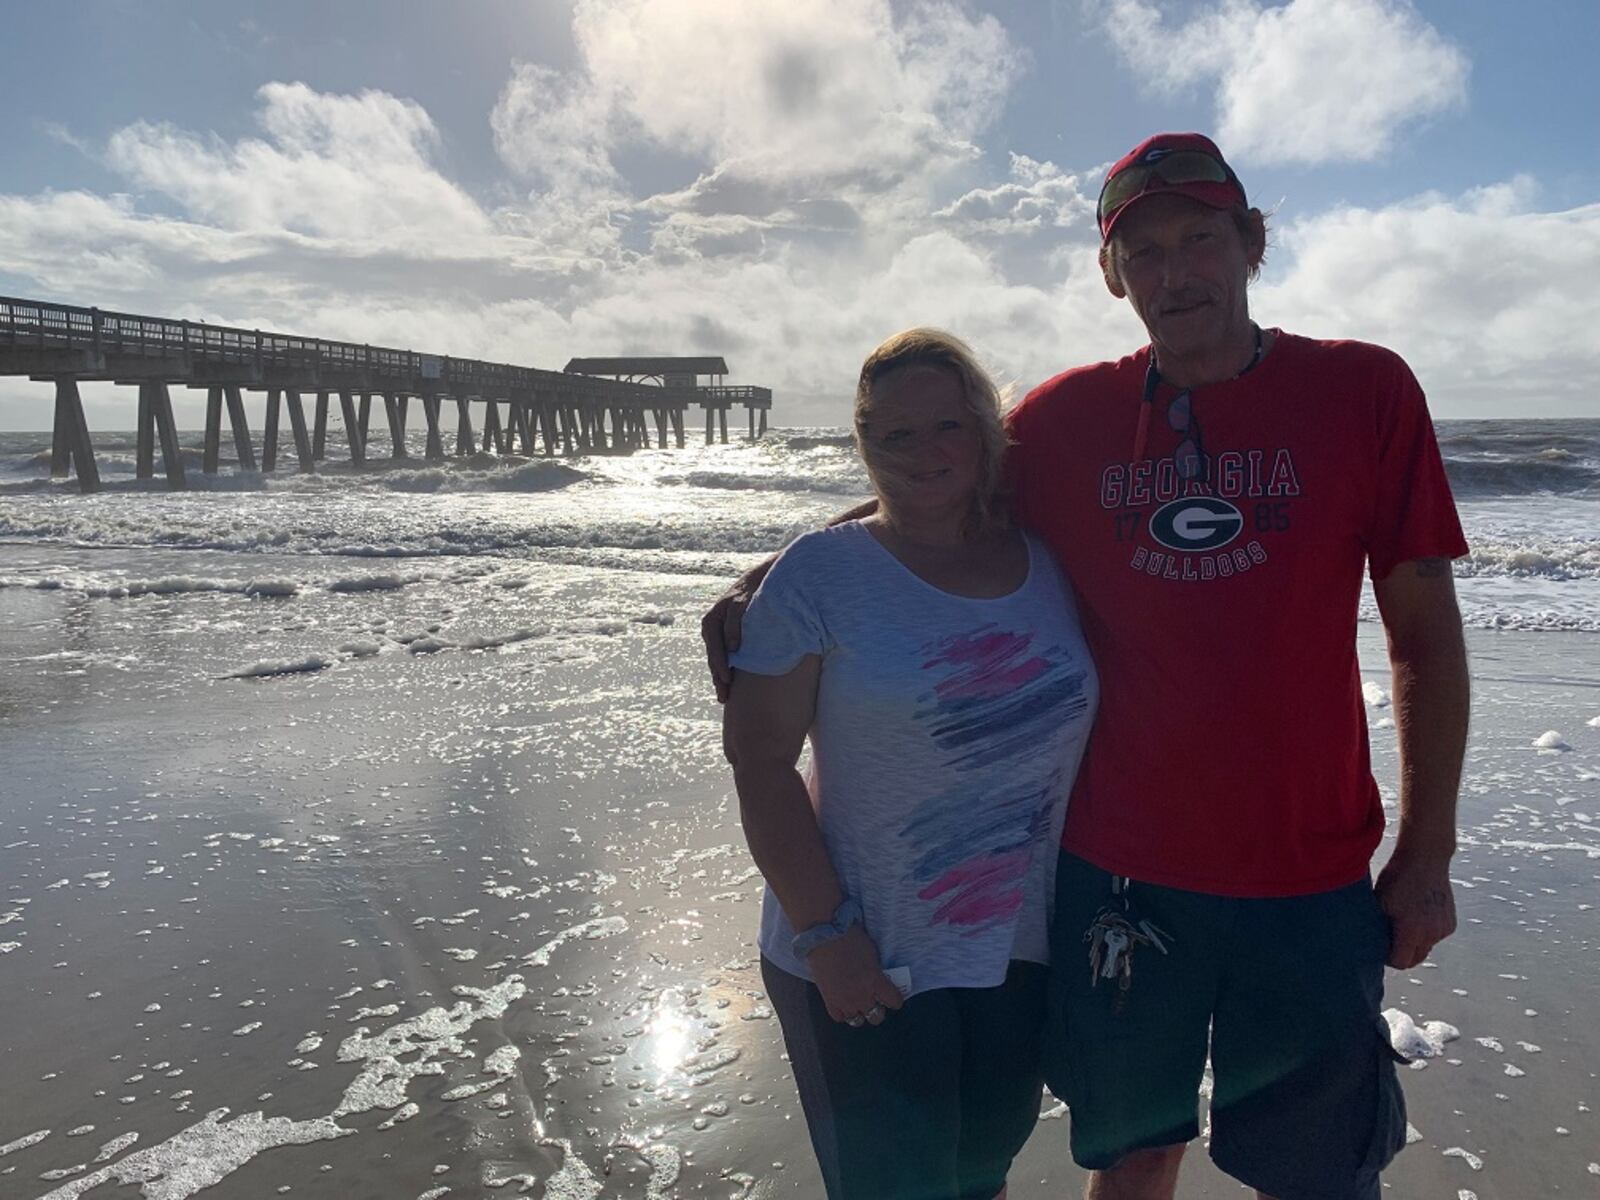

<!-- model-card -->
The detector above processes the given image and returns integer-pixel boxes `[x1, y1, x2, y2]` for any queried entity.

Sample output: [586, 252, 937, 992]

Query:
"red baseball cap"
[1097, 132, 1248, 242]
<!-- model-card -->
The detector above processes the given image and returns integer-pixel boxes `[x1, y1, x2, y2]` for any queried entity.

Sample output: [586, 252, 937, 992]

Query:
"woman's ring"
[865, 1003, 887, 1024]
[847, 1014, 866, 1028]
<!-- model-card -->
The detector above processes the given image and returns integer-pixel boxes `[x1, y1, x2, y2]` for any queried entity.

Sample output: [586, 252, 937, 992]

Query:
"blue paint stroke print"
[900, 773, 1061, 932]
[899, 625, 1088, 932]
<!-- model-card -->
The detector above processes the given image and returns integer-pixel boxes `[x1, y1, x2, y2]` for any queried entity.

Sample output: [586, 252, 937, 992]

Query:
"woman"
[722, 329, 1099, 1200]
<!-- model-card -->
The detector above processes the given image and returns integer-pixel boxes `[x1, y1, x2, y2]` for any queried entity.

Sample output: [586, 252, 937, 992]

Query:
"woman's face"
[858, 366, 985, 519]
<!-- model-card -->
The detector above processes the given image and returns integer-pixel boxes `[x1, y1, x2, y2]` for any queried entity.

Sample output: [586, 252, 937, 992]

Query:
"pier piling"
[482, 398, 502, 454]
[383, 393, 408, 459]
[313, 392, 329, 461]
[561, 404, 578, 455]
[517, 401, 537, 454]
[155, 384, 186, 487]
[136, 383, 155, 479]
[51, 377, 101, 493]
[285, 390, 313, 472]
[262, 388, 281, 471]
[50, 391, 70, 478]
[224, 385, 257, 472]
[339, 390, 365, 465]
[422, 393, 444, 460]
[455, 395, 473, 455]
[203, 387, 222, 474]
[133, 382, 187, 488]
[534, 402, 554, 456]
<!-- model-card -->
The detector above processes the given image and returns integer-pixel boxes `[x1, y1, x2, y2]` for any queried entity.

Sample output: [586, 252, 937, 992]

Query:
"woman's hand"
[805, 925, 905, 1026]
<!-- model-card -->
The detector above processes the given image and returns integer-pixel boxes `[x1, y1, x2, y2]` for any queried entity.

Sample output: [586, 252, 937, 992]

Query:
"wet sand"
[1, 566, 1597, 1198]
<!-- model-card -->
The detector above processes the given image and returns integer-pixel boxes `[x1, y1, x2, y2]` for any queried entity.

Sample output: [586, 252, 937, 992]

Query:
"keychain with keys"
[1084, 876, 1172, 1010]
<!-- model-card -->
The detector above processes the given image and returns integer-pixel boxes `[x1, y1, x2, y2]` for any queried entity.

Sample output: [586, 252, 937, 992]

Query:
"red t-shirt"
[1008, 332, 1468, 897]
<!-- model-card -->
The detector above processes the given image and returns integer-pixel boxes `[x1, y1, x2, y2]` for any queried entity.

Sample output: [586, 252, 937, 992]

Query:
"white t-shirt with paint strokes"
[730, 520, 1099, 997]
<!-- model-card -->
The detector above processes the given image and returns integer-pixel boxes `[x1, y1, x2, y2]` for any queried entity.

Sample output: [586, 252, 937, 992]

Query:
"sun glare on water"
[646, 989, 696, 1077]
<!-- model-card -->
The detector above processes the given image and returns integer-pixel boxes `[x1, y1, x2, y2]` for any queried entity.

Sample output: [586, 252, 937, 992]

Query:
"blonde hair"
[853, 327, 1012, 536]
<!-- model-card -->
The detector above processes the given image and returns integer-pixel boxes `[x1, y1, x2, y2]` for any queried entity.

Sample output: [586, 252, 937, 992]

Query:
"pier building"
[564, 357, 771, 444]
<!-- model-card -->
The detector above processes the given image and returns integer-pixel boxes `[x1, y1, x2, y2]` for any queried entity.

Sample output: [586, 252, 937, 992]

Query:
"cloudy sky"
[2, 0, 1597, 430]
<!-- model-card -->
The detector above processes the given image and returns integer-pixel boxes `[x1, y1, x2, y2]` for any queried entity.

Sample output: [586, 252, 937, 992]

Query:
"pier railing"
[0, 296, 661, 399]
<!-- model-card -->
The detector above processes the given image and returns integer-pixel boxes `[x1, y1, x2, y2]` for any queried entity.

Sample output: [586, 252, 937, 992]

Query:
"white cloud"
[649, 212, 769, 261]
[1101, 0, 1469, 164]
[936, 154, 1097, 236]
[1257, 179, 1600, 412]
[490, 62, 622, 197]
[106, 82, 490, 241]
[0, 190, 255, 297]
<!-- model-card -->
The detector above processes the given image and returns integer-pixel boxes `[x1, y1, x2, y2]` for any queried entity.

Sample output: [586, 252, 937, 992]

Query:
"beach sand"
[1, 562, 1596, 1198]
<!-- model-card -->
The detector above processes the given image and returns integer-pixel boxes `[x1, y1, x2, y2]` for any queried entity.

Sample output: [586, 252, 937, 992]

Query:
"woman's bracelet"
[791, 897, 863, 960]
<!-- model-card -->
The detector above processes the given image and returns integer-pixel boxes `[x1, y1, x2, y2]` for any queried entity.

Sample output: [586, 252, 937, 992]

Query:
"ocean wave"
[227, 655, 334, 679]
[326, 573, 419, 592]
[1457, 540, 1600, 581]
[2, 446, 588, 494]
[1359, 596, 1600, 633]
[0, 573, 303, 599]
[1444, 457, 1600, 498]
[1433, 419, 1600, 498]
[1464, 611, 1600, 632]
[216, 611, 674, 683]
[667, 469, 865, 494]
[0, 510, 789, 566]
[10, 446, 213, 476]
[294, 459, 588, 494]
[777, 434, 856, 451]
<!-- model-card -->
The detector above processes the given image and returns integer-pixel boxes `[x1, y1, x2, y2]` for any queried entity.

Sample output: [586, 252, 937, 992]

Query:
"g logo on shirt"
[1148, 497, 1244, 552]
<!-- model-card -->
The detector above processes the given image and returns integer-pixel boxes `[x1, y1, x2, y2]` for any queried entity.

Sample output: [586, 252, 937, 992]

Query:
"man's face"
[1103, 193, 1261, 363]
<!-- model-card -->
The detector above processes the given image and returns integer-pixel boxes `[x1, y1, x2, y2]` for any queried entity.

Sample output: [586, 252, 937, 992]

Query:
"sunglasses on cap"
[1097, 149, 1242, 233]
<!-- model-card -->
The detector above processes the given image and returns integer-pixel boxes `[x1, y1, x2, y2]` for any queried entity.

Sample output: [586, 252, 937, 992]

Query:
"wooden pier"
[0, 297, 775, 493]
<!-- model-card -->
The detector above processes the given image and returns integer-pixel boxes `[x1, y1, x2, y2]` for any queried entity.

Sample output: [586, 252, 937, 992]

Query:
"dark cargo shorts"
[1042, 851, 1408, 1200]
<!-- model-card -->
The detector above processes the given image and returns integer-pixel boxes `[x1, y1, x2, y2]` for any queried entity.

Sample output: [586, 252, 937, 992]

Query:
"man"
[705, 132, 1470, 1200]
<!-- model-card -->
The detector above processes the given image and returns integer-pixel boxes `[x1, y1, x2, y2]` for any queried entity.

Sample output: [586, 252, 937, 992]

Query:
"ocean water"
[1, 419, 1598, 1198]
[3, 419, 1597, 632]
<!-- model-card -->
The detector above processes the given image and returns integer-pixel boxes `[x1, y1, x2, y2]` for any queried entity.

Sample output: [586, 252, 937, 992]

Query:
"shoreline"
[1, 562, 1596, 1196]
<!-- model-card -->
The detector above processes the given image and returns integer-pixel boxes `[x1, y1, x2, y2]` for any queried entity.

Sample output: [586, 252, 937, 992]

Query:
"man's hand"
[702, 586, 750, 703]
[1374, 850, 1456, 969]
[805, 924, 906, 1026]
[704, 560, 773, 702]
[704, 500, 879, 702]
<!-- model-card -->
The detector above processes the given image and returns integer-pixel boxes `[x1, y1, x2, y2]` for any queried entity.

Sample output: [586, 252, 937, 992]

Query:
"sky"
[1, 0, 1597, 431]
